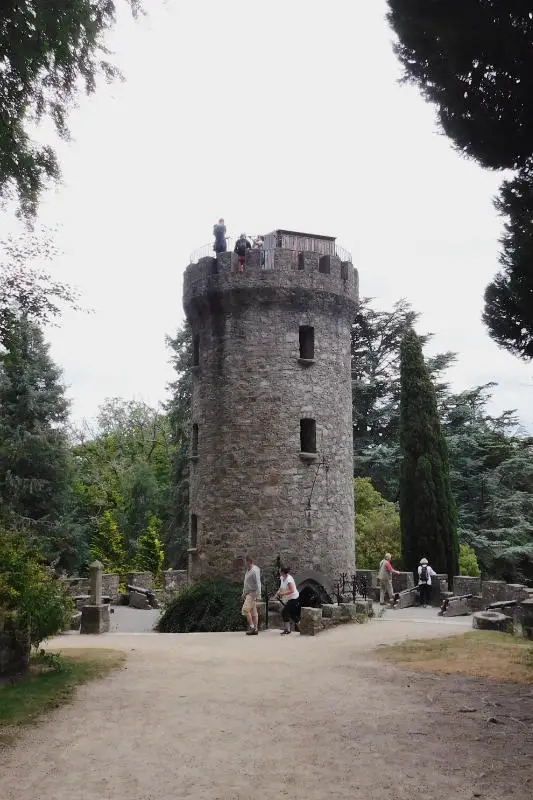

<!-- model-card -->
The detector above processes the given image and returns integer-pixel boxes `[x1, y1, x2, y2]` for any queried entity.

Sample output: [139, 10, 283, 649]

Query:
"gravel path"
[1, 619, 531, 800]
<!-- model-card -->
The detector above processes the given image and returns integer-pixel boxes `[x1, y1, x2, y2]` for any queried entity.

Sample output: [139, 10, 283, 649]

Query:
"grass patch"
[378, 631, 533, 684]
[0, 648, 125, 743]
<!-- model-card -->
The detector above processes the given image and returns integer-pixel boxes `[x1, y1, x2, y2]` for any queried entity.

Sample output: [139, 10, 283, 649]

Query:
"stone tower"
[183, 230, 358, 598]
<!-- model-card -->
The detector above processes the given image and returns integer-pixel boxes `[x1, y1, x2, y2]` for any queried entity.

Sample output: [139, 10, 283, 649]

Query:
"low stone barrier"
[126, 571, 153, 590]
[162, 570, 188, 594]
[299, 601, 374, 636]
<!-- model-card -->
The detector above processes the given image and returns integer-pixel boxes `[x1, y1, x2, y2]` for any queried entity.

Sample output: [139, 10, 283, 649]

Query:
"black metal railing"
[334, 573, 368, 604]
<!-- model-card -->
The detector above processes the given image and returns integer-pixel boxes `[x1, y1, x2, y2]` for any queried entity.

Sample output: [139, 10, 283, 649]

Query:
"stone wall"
[126, 572, 153, 590]
[453, 576, 482, 597]
[299, 600, 374, 636]
[185, 247, 358, 585]
[102, 574, 120, 603]
[162, 570, 188, 593]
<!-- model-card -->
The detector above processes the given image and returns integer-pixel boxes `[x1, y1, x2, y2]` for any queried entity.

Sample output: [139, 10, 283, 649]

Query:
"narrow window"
[319, 255, 331, 274]
[192, 423, 199, 457]
[298, 251, 305, 270]
[300, 419, 316, 454]
[299, 326, 315, 360]
[190, 514, 198, 549]
[192, 334, 200, 367]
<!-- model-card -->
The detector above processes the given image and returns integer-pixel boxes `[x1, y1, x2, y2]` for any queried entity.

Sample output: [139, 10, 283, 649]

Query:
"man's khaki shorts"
[242, 592, 257, 616]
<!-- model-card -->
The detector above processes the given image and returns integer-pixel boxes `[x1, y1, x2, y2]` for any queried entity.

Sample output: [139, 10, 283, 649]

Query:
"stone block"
[102, 573, 120, 603]
[321, 604, 336, 619]
[299, 607, 323, 636]
[453, 576, 482, 597]
[516, 599, 533, 639]
[481, 581, 509, 604]
[162, 570, 188, 593]
[441, 597, 472, 617]
[392, 572, 415, 592]
[129, 591, 150, 610]
[127, 571, 154, 590]
[339, 603, 358, 620]
[472, 610, 513, 633]
[80, 604, 110, 634]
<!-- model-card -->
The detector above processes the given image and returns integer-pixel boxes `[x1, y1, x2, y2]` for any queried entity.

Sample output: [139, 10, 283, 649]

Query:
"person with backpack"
[234, 233, 251, 272]
[417, 557, 437, 608]
[378, 552, 400, 606]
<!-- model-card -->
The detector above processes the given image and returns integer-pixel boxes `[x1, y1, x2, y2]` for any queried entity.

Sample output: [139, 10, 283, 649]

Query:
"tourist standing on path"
[213, 218, 227, 253]
[378, 552, 400, 606]
[242, 555, 261, 635]
[276, 566, 301, 635]
[417, 557, 437, 608]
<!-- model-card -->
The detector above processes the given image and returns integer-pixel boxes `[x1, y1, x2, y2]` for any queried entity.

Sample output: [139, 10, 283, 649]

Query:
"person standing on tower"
[234, 233, 251, 272]
[242, 555, 261, 635]
[213, 218, 227, 253]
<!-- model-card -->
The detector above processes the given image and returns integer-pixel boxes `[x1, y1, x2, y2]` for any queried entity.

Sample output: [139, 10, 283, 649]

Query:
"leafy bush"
[458, 544, 481, 577]
[355, 477, 402, 569]
[157, 578, 244, 633]
[0, 532, 74, 648]
[135, 515, 164, 577]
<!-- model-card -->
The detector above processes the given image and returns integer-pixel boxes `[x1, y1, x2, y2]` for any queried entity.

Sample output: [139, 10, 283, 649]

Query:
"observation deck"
[183, 229, 358, 319]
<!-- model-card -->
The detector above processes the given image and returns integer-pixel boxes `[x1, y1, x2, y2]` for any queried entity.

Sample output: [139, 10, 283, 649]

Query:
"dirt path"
[1, 620, 532, 800]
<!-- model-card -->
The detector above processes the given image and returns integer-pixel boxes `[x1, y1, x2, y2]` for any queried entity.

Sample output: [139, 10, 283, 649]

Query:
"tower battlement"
[184, 247, 358, 320]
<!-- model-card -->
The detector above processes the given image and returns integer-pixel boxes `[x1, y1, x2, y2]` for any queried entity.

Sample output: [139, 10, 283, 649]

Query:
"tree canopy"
[387, 1, 533, 360]
[0, 1, 139, 216]
[399, 329, 458, 582]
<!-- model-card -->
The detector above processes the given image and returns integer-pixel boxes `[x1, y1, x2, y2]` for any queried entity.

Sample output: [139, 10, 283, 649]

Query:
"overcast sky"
[13, 0, 533, 428]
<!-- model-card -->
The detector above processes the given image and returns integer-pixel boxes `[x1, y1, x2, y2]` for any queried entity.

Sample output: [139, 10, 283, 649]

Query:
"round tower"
[183, 230, 358, 598]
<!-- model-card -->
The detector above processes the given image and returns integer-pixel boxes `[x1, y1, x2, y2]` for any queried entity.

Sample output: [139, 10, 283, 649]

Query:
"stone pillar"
[80, 560, 110, 635]
[90, 560, 103, 605]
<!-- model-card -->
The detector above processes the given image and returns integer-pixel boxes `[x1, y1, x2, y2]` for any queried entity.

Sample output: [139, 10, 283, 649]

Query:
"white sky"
[12, 0, 533, 427]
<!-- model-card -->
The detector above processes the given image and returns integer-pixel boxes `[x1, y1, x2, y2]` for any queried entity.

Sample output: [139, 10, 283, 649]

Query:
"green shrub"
[459, 543, 481, 577]
[135, 515, 164, 577]
[355, 477, 402, 569]
[0, 533, 74, 648]
[156, 578, 244, 633]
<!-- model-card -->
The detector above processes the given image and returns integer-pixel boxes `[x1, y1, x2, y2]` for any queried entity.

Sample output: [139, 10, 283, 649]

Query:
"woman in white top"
[417, 557, 437, 608]
[276, 566, 300, 635]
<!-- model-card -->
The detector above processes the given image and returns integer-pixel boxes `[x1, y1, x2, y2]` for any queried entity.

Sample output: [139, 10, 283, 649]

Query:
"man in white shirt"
[417, 557, 437, 608]
[276, 566, 300, 635]
[242, 555, 261, 635]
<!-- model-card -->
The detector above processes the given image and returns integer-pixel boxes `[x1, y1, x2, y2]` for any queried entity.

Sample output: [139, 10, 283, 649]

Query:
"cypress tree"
[399, 330, 458, 583]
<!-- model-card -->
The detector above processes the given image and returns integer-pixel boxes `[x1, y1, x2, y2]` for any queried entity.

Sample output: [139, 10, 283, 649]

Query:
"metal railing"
[189, 237, 353, 265]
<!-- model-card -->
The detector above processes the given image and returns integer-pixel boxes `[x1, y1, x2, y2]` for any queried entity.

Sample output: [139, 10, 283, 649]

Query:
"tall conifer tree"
[399, 330, 458, 582]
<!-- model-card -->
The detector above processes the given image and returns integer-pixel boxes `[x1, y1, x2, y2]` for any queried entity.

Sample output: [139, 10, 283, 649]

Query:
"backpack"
[419, 565, 429, 583]
[235, 238, 247, 256]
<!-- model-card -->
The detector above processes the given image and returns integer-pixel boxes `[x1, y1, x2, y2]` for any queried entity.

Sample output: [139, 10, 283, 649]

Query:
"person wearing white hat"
[417, 558, 437, 608]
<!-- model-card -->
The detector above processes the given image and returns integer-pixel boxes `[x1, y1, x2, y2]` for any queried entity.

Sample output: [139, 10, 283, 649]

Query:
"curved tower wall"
[183, 245, 358, 586]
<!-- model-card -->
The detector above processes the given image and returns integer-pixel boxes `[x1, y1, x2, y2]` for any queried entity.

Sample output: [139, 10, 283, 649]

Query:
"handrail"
[190, 238, 353, 265]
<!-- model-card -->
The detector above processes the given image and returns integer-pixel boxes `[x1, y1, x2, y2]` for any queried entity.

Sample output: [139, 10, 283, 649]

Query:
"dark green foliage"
[399, 330, 458, 582]
[386, 2, 533, 360]
[0, 532, 74, 648]
[0, 315, 71, 562]
[0, 1, 139, 216]
[387, 1, 533, 171]
[90, 510, 127, 574]
[483, 165, 533, 359]
[165, 324, 193, 567]
[157, 579, 244, 633]
[352, 298, 455, 500]
[135, 515, 164, 576]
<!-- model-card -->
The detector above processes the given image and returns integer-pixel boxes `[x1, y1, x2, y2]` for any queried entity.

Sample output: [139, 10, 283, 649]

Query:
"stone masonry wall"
[184, 248, 358, 585]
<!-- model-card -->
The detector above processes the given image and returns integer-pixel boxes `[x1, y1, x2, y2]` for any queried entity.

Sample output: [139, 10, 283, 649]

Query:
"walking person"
[417, 557, 437, 608]
[213, 218, 227, 253]
[242, 555, 261, 635]
[276, 566, 300, 635]
[378, 552, 400, 606]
